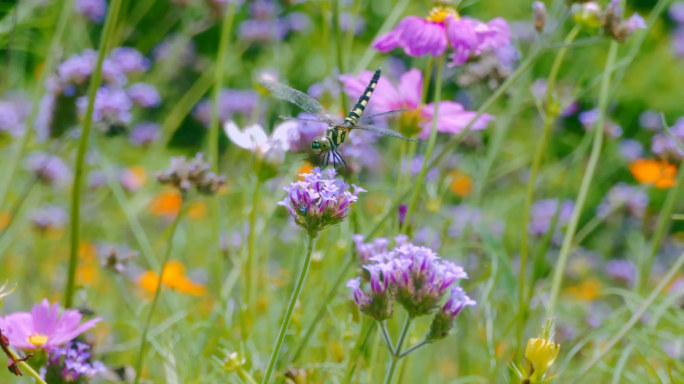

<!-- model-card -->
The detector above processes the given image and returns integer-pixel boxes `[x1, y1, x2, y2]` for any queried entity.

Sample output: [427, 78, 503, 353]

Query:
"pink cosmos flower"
[0, 299, 101, 350]
[339, 69, 493, 140]
[372, 5, 511, 66]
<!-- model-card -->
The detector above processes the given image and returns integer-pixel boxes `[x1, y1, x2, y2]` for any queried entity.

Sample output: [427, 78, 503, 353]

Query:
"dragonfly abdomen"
[344, 67, 381, 126]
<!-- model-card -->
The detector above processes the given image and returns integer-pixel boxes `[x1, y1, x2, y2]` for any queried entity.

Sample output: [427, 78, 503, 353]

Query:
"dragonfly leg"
[334, 151, 349, 180]
[320, 152, 329, 169]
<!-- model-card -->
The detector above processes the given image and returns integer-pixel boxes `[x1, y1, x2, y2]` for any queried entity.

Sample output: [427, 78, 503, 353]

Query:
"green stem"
[547, 41, 619, 317]
[331, 0, 348, 111]
[290, 255, 355, 362]
[572, 249, 684, 382]
[6, 347, 47, 384]
[133, 198, 185, 384]
[261, 233, 317, 384]
[237, 368, 259, 384]
[383, 315, 411, 384]
[400, 55, 444, 234]
[64, 0, 123, 309]
[380, 321, 396, 355]
[0, 0, 73, 216]
[517, 25, 580, 348]
[246, 178, 261, 312]
[398, 339, 427, 358]
[637, 162, 684, 292]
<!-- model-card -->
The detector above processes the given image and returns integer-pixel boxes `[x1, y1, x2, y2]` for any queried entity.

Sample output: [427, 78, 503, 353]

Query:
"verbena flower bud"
[426, 287, 476, 341]
[156, 153, 226, 195]
[532, 2, 547, 32]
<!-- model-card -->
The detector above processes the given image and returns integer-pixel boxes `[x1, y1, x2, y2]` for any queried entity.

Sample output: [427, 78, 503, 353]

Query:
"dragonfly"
[260, 67, 422, 173]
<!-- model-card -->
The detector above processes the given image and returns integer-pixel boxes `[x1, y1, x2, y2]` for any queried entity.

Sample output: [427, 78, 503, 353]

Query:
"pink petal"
[398, 69, 423, 109]
[31, 299, 59, 336]
[418, 102, 493, 139]
[0, 313, 35, 350]
[446, 17, 478, 66]
[401, 18, 447, 57]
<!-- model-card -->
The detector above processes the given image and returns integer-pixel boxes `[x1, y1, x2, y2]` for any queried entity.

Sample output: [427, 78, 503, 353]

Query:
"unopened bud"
[572, 1, 603, 29]
[532, 2, 547, 32]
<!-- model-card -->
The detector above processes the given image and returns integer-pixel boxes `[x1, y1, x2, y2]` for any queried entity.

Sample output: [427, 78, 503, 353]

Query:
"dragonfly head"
[311, 136, 331, 155]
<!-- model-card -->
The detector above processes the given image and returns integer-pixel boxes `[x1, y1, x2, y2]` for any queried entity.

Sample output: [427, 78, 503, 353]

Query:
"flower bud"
[532, 2, 547, 32]
[572, 2, 603, 29]
[524, 337, 560, 382]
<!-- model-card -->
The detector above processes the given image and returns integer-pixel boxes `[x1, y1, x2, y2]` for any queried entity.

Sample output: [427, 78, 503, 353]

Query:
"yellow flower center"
[426, 6, 459, 23]
[27, 333, 48, 347]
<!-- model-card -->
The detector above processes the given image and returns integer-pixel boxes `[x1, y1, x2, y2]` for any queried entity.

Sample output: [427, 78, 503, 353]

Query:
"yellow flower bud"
[524, 337, 560, 382]
[223, 352, 246, 372]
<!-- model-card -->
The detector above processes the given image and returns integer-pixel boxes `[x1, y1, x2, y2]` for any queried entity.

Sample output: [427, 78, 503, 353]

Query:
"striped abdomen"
[344, 67, 381, 126]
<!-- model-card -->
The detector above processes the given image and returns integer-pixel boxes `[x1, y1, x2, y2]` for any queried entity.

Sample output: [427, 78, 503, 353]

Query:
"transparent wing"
[359, 109, 411, 121]
[353, 124, 424, 143]
[260, 78, 338, 124]
[278, 115, 330, 124]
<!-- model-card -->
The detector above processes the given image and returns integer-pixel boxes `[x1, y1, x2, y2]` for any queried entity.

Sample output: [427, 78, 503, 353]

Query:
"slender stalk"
[380, 321, 396, 355]
[245, 178, 261, 312]
[0, 0, 74, 215]
[547, 41, 619, 317]
[637, 162, 684, 292]
[64, 0, 123, 309]
[237, 368, 259, 384]
[571, 249, 684, 382]
[133, 199, 185, 384]
[6, 347, 47, 384]
[399, 339, 427, 358]
[261, 233, 317, 384]
[517, 25, 580, 347]
[331, 0, 349, 111]
[290, 255, 355, 362]
[383, 315, 412, 384]
[401, 55, 445, 234]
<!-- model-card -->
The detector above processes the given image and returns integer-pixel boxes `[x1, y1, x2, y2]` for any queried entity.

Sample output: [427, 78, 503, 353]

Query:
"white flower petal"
[224, 121, 256, 150]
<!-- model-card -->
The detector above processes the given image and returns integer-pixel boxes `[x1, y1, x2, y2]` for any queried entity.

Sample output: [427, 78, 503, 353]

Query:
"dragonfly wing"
[358, 109, 412, 121]
[278, 115, 330, 124]
[353, 123, 424, 143]
[260, 78, 338, 124]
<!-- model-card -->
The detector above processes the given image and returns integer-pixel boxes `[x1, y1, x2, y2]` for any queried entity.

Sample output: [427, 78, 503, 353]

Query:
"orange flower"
[0, 212, 9, 231]
[630, 159, 677, 189]
[296, 161, 314, 181]
[566, 278, 601, 301]
[77, 242, 99, 285]
[149, 190, 182, 217]
[449, 170, 472, 197]
[137, 260, 206, 296]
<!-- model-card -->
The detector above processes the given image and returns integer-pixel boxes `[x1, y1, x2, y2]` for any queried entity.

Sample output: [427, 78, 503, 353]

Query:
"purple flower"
[447, 17, 511, 67]
[0, 299, 100, 350]
[671, 2, 684, 24]
[56, 50, 97, 88]
[25, 152, 71, 187]
[618, 139, 644, 162]
[129, 122, 161, 146]
[448, 204, 505, 239]
[373, 15, 450, 57]
[75, 0, 107, 23]
[42, 341, 106, 381]
[605, 259, 637, 287]
[0, 94, 31, 136]
[651, 118, 684, 160]
[427, 286, 476, 340]
[339, 69, 493, 140]
[127, 83, 161, 108]
[193, 89, 258, 126]
[152, 34, 196, 66]
[596, 183, 648, 219]
[529, 199, 574, 238]
[239, 19, 289, 43]
[109, 47, 149, 74]
[30, 205, 68, 231]
[76, 87, 133, 125]
[639, 110, 663, 131]
[579, 108, 622, 138]
[347, 239, 473, 337]
[279, 167, 364, 235]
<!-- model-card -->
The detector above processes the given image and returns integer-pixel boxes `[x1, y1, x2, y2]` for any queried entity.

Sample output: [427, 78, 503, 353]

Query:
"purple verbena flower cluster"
[651, 117, 684, 161]
[30, 205, 69, 232]
[279, 168, 364, 235]
[25, 152, 71, 187]
[596, 183, 648, 219]
[193, 89, 259, 127]
[238, 0, 311, 43]
[0, 93, 31, 137]
[347, 240, 474, 340]
[42, 342, 106, 382]
[75, 0, 107, 24]
[528, 199, 575, 243]
[605, 259, 636, 287]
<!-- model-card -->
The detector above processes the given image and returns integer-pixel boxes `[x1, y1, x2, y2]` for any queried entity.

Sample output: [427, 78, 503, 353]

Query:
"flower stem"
[245, 178, 262, 317]
[133, 198, 185, 384]
[383, 314, 412, 384]
[571, 248, 684, 383]
[290, 255, 355, 362]
[6, 347, 46, 384]
[399, 339, 427, 358]
[261, 233, 317, 384]
[547, 40, 619, 317]
[380, 321, 396, 355]
[64, 0, 123, 309]
[0, 0, 73, 215]
[400, 55, 444, 234]
[517, 24, 580, 348]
